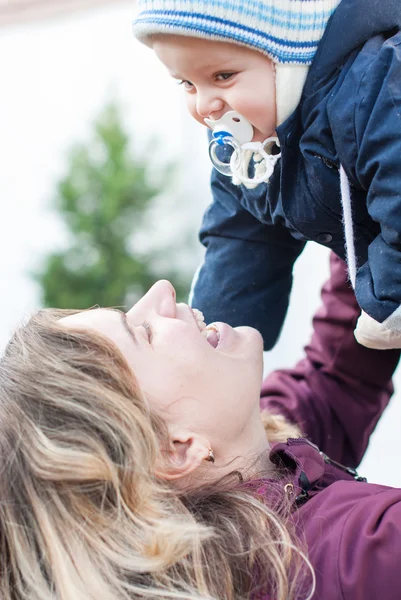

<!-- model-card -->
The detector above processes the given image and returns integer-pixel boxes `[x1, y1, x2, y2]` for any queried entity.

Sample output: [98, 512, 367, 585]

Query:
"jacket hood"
[304, 0, 401, 93]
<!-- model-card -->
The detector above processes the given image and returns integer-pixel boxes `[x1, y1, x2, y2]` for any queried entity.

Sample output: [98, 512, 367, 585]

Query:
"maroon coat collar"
[250, 439, 368, 600]
[269, 438, 366, 507]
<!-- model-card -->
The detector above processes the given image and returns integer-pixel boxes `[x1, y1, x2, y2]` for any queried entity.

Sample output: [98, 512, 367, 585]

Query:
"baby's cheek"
[187, 100, 204, 125]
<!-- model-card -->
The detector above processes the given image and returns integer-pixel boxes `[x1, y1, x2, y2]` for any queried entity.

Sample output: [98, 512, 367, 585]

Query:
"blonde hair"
[0, 309, 313, 600]
[261, 411, 303, 445]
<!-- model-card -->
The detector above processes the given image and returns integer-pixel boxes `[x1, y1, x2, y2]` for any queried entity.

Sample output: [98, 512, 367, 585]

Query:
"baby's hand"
[354, 311, 401, 349]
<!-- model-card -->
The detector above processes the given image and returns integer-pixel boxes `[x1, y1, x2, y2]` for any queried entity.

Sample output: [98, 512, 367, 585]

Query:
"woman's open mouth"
[192, 309, 221, 348]
[202, 324, 220, 348]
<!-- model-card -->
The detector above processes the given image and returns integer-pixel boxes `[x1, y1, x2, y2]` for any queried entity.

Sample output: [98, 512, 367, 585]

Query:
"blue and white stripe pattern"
[132, 0, 341, 64]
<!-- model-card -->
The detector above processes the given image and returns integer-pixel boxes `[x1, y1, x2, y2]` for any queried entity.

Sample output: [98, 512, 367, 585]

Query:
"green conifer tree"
[36, 103, 191, 309]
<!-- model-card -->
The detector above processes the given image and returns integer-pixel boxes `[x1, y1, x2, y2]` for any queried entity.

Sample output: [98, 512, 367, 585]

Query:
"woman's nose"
[196, 90, 225, 120]
[127, 280, 177, 319]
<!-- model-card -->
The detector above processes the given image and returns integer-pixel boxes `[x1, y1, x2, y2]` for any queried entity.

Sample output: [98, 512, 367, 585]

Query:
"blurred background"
[1, 0, 400, 484]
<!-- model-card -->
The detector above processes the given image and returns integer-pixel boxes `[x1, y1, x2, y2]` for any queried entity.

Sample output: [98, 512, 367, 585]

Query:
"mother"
[0, 254, 399, 600]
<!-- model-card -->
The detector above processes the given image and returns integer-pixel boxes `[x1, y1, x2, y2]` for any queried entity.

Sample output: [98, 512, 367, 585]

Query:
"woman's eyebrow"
[109, 309, 138, 345]
[120, 313, 138, 345]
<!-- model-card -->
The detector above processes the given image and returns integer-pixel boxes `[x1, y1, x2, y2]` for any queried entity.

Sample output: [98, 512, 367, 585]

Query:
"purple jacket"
[260, 254, 401, 599]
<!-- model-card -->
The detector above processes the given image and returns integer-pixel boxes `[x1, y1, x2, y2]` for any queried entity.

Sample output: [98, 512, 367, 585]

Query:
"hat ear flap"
[275, 64, 309, 126]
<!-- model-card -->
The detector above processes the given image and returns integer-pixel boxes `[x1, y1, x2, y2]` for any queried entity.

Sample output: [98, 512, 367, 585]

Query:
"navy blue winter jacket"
[191, 0, 401, 350]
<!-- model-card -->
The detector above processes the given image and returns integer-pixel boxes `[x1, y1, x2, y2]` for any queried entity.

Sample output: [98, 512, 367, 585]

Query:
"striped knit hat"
[132, 0, 340, 66]
[132, 0, 341, 125]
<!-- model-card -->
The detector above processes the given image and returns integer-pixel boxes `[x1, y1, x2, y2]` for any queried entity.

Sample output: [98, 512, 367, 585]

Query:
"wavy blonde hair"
[0, 309, 313, 600]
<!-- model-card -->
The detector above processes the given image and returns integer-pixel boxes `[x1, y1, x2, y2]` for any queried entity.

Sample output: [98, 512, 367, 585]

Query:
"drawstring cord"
[339, 164, 357, 288]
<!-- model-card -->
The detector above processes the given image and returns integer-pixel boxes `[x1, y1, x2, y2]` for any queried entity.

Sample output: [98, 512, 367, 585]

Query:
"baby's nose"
[196, 92, 225, 120]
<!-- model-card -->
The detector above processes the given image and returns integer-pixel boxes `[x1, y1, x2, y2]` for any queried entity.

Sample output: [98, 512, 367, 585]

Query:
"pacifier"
[205, 111, 253, 177]
[205, 111, 254, 145]
[205, 111, 281, 187]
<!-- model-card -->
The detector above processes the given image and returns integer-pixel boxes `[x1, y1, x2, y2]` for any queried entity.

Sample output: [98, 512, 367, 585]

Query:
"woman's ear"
[155, 426, 212, 481]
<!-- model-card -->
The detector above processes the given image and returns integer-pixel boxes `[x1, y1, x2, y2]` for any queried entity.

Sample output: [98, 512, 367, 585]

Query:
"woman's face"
[61, 281, 264, 455]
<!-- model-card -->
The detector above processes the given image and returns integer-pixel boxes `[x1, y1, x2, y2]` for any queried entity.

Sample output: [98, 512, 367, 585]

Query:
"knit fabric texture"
[132, 0, 341, 65]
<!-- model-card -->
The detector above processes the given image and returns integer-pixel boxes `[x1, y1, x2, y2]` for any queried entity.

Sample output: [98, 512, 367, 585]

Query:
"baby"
[133, 0, 401, 350]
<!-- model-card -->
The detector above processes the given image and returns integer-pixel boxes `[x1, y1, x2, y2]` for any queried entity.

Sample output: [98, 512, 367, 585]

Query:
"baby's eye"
[215, 72, 236, 81]
[177, 79, 194, 90]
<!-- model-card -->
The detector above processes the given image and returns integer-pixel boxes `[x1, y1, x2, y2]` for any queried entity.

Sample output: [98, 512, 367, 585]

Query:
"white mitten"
[354, 310, 401, 349]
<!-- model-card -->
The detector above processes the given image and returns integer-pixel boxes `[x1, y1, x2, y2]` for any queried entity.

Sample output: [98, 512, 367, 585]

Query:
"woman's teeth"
[192, 308, 206, 332]
[191, 309, 220, 348]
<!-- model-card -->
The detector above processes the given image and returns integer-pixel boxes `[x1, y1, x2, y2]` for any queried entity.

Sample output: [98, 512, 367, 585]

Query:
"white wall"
[0, 3, 400, 485]
[0, 3, 210, 347]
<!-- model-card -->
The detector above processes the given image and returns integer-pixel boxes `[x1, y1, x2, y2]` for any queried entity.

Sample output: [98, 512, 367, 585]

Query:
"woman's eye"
[216, 72, 235, 81]
[142, 321, 153, 343]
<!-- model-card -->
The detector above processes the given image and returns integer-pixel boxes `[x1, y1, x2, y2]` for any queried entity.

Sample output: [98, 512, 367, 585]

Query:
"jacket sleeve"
[345, 35, 401, 325]
[337, 485, 401, 600]
[191, 168, 305, 351]
[301, 481, 401, 600]
[260, 253, 400, 467]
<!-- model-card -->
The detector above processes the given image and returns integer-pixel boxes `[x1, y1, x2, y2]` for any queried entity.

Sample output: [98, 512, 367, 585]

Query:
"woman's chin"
[234, 326, 264, 355]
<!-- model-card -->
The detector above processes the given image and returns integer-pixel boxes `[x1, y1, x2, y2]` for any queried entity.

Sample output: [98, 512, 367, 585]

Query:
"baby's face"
[153, 35, 277, 143]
